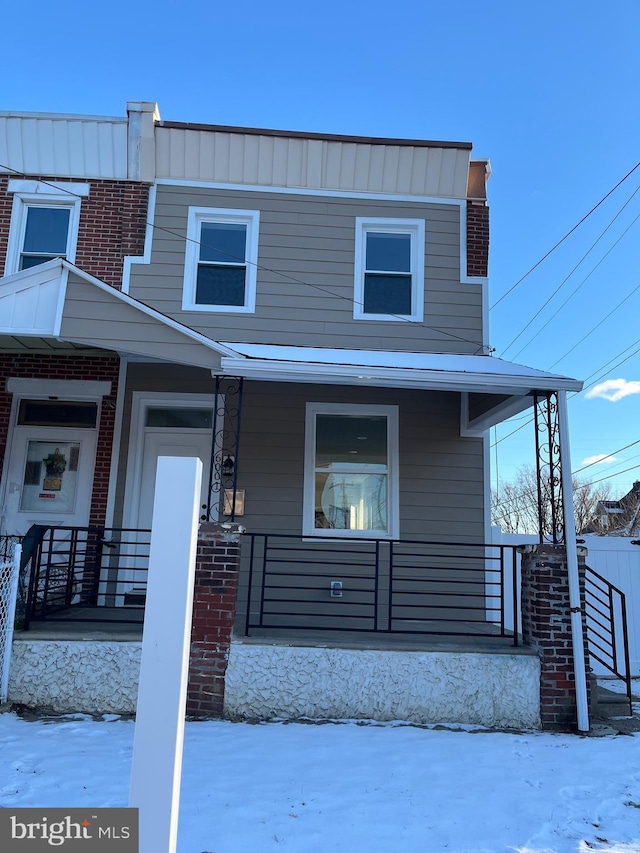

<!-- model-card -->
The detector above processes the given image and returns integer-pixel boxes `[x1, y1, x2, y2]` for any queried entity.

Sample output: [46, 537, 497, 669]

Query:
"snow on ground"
[1, 713, 639, 853]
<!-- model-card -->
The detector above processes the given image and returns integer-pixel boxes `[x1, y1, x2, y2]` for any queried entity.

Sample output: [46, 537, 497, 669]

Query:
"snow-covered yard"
[1, 713, 639, 853]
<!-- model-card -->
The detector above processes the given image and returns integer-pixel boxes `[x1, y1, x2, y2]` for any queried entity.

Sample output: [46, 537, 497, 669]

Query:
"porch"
[14, 525, 520, 647]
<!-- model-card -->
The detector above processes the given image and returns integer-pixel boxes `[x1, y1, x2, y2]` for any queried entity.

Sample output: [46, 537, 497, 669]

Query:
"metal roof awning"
[218, 342, 583, 432]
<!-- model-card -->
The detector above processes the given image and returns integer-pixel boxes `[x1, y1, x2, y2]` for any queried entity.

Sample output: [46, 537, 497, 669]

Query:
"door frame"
[0, 386, 104, 536]
[122, 391, 216, 531]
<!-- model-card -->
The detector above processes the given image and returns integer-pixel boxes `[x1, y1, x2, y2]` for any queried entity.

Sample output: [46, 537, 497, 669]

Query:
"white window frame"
[182, 207, 260, 313]
[4, 180, 88, 276]
[303, 402, 399, 540]
[353, 217, 425, 322]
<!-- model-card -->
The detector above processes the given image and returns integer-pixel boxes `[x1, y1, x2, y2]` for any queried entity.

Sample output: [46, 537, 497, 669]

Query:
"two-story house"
[1, 102, 586, 727]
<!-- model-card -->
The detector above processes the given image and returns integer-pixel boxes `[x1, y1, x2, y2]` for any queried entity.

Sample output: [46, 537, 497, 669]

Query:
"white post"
[129, 456, 203, 853]
[557, 391, 590, 732]
[1, 543, 21, 702]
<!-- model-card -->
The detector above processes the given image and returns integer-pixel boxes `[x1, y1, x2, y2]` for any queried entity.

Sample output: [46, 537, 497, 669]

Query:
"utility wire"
[514, 208, 640, 363]
[490, 160, 640, 311]
[1, 163, 487, 352]
[7, 164, 639, 483]
[547, 276, 640, 370]
[501, 182, 640, 357]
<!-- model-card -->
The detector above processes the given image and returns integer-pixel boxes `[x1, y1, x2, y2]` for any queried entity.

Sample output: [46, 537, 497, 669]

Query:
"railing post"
[620, 589, 633, 714]
[387, 541, 394, 632]
[89, 528, 106, 607]
[512, 547, 519, 647]
[259, 534, 269, 629]
[374, 540, 380, 632]
[244, 533, 256, 637]
[499, 546, 505, 637]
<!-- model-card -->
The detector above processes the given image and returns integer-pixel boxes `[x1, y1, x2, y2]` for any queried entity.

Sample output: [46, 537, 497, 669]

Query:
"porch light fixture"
[221, 455, 235, 477]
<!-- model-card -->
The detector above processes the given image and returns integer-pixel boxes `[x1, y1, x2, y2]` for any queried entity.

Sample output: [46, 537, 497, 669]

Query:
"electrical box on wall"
[330, 581, 343, 598]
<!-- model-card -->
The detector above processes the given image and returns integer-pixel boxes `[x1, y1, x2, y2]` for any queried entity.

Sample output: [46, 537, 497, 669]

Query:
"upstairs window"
[20, 206, 71, 269]
[183, 208, 259, 313]
[354, 218, 425, 322]
[4, 180, 88, 276]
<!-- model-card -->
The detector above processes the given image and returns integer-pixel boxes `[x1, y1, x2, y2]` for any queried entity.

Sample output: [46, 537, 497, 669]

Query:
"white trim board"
[5, 378, 112, 398]
[121, 392, 216, 531]
[143, 181, 487, 289]
[303, 401, 399, 540]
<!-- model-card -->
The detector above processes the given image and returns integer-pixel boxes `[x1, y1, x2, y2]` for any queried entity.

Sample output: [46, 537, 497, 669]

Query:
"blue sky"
[3, 0, 639, 498]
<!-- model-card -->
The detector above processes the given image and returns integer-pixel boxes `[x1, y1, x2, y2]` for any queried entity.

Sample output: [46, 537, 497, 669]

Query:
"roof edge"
[159, 121, 473, 150]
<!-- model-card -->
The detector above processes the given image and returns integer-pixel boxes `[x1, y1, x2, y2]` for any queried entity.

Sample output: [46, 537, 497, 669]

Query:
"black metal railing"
[243, 534, 519, 644]
[23, 525, 151, 629]
[585, 564, 632, 715]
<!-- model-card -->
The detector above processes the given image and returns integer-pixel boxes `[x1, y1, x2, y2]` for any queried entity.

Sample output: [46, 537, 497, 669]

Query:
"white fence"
[0, 543, 21, 702]
[492, 528, 640, 676]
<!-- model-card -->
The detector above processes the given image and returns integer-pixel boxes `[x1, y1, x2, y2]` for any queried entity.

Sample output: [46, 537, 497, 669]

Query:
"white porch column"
[557, 390, 589, 732]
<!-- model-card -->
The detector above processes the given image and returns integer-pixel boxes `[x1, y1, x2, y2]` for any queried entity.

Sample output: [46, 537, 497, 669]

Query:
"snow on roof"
[220, 343, 582, 391]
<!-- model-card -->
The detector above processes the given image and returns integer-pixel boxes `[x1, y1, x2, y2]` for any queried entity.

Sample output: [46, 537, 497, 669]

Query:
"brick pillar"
[187, 522, 242, 717]
[520, 543, 591, 732]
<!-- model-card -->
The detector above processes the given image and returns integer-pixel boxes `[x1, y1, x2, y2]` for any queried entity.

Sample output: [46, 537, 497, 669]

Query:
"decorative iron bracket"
[533, 390, 565, 545]
[206, 376, 244, 522]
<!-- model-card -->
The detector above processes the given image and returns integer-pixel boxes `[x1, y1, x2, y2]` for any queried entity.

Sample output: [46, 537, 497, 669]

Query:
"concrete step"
[594, 683, 633, 718]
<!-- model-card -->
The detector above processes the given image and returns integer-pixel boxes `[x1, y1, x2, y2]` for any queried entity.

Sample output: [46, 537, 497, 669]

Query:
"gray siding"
[112, 367, 486, 634]
[128, 185, 483, 354]
[235, 381, 485, 633]
[61, 275, 224, 369]
[237, 381, 484, 539]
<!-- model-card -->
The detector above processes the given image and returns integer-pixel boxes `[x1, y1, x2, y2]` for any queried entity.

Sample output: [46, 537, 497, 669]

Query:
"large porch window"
[304, 403, 399, 539]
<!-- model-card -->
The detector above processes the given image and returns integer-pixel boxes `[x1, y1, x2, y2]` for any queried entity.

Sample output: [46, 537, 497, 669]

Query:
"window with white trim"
[4, 181, 88, 276]
[182, 207, 260, 312]
[354, 218, 425, 322]
[304, 402, 399, 539]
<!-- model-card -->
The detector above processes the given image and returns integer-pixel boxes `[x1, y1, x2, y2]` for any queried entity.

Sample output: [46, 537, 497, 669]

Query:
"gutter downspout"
[558, 390, 590, 732]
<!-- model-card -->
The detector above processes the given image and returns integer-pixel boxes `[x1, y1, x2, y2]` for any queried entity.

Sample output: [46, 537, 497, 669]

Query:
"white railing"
[0, 543, 21, 702]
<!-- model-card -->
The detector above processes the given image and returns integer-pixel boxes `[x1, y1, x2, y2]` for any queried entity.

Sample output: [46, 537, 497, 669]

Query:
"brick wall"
[0, 175, 149, 288]
[187, 522, 242, 717]
[466, 201, 489, 278]
[0, 354, 120, 528]
[520, 543, 591, 731]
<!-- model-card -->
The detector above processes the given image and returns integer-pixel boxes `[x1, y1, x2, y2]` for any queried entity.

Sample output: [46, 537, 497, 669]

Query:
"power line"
[572, 438, 640, 475]
[514, 208, 640, 363]
[501, 182, 640, 357]
[490, 160, 640, 311]
[150, 220, 487, 350]
[547, 276, 640, 370]
[491, 460, 640, 518]
[1, 162, 488, 352]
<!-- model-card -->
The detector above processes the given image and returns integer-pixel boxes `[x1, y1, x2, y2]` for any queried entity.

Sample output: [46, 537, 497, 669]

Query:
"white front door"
[137, 430, 212, 529]
[1, 427, 97, 536]
[124, 394, 217, 531]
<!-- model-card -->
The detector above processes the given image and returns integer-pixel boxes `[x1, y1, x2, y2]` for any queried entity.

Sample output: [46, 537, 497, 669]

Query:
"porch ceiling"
[218, 342, 583, 430]
[0, 259, 235, 369]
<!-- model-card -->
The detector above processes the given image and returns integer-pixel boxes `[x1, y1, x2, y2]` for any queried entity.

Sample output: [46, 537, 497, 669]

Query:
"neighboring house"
[583, 481, 640, 535]
[0, 102, 589, 728]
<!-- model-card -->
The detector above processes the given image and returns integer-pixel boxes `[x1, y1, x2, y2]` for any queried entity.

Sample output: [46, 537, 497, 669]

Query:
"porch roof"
[0, 259, 233, 369]
[218, 342, 583, 431]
